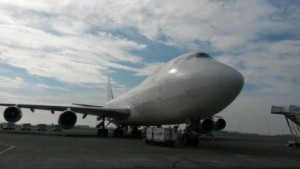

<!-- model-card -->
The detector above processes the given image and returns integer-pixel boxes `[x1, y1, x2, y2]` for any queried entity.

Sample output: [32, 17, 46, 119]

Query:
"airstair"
[271, 105, 300, 147]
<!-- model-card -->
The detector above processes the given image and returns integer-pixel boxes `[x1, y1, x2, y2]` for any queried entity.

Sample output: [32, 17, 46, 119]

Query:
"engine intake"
[58, 111, 77, 129]
[214, 118, 226, 131]
[193, 119, 214, 133]
[4, 106, 22, 123]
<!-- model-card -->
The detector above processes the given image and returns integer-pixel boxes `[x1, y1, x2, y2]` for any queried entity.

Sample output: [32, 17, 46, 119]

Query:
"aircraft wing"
[0, 103, 130, 119]
[72, 103, 103, 108]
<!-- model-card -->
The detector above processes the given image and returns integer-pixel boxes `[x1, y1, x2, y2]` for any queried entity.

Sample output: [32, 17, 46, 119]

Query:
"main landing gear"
[182, 132, 199, 147]
[113, 125, 142, 138]
[96, 117, 142, 138]
[182, 119, 200, 146]
[96, 117, 108, 137]
[114, 125, 125, 137]
[130, 125, 142, 138]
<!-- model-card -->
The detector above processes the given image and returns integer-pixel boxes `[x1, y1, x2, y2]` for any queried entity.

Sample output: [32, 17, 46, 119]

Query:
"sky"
[0, 0, 299, 135]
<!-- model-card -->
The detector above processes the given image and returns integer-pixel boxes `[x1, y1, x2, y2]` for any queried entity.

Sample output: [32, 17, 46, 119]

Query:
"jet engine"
[193, 119, 214, 133]
[3, 106, 22, 123]
[58, 110, 77, 129]
[213, 118, 226, 131]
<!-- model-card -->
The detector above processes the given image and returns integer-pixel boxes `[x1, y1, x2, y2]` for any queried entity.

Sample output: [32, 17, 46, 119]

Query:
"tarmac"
[0, 129, 299, 169]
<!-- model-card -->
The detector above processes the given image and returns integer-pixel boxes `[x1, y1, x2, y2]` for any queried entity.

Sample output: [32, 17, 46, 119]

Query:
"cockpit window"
[196, 53, 211, 58]
[186, 53, 211, 60]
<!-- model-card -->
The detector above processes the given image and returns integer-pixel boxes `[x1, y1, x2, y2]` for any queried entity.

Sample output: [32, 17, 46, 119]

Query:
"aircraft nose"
[219, 68, 244, 97]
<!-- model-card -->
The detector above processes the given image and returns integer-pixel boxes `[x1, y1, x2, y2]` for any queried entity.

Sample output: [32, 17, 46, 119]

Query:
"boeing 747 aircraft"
[0, 51, 244, 146]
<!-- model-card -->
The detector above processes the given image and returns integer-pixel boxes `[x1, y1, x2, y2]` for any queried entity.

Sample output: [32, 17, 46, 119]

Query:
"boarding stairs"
[271, 105, 300, 147]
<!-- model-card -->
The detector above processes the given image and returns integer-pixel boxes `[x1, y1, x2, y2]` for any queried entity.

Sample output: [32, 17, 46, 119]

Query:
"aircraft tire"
[167, 141, 174, 147]
[113, 128, 124, 137]
[191, 136, 199, 146]
[104, 129, 108, 137]
[182, 134, 198, 147]
[182, 134, 190, 146]
[97, 128, 108, 137]
[131, 130, 142, 138]
[145, 140, 150, 144]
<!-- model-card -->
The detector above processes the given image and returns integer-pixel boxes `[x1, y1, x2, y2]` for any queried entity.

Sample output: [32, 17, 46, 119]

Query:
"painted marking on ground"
[0, 143, 16, 156]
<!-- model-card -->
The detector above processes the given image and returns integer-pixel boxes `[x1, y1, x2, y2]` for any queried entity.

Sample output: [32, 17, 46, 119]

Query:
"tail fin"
[107, 77, 114, 101]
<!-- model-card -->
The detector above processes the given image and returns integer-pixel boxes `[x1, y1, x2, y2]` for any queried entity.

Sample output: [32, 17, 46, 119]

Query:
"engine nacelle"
[193, 119, 214, 133]
[213, 118, 226, 131]
[3, 106, 22, 123]
[58, 111, 77, 130]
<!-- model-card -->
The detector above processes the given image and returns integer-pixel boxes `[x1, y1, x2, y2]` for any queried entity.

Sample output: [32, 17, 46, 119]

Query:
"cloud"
[1, 0, 297, 85]
[0, 14, 146, 84]
[36, 84, 70, 92]
[0, 76, 25, 89]
[134, 62, 164, 76]
[1, 0, 298, 52]
[240, 40, 299, 92]
[217, 39, 300, 134]
[55, 0, 282, 52]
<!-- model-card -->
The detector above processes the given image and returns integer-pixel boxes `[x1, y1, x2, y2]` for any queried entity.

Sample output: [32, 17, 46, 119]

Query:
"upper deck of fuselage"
[106, 51, 219, 106]
[140, 51, 214, 85]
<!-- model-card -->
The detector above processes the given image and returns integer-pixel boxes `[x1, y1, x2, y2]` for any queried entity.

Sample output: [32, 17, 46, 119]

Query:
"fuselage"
[105, 52, 244, 125]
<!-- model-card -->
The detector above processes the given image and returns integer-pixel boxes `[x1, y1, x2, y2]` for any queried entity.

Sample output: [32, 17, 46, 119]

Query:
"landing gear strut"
[131, 125, 142, 138]
[96, 117, 108, 137]
[182, 119, 199, 146]
[114, 125, 124, 137]
[182, 132, 199, 146]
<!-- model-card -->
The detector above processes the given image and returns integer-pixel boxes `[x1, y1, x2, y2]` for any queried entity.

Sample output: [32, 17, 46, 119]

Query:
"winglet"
[107, 77, 114, 101]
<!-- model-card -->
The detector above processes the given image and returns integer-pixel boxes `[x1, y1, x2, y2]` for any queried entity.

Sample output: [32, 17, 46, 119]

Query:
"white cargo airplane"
[0, 51, 244, 145]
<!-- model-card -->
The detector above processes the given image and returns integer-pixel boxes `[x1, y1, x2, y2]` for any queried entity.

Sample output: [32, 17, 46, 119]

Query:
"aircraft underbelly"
[117, 85, 228, 125]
